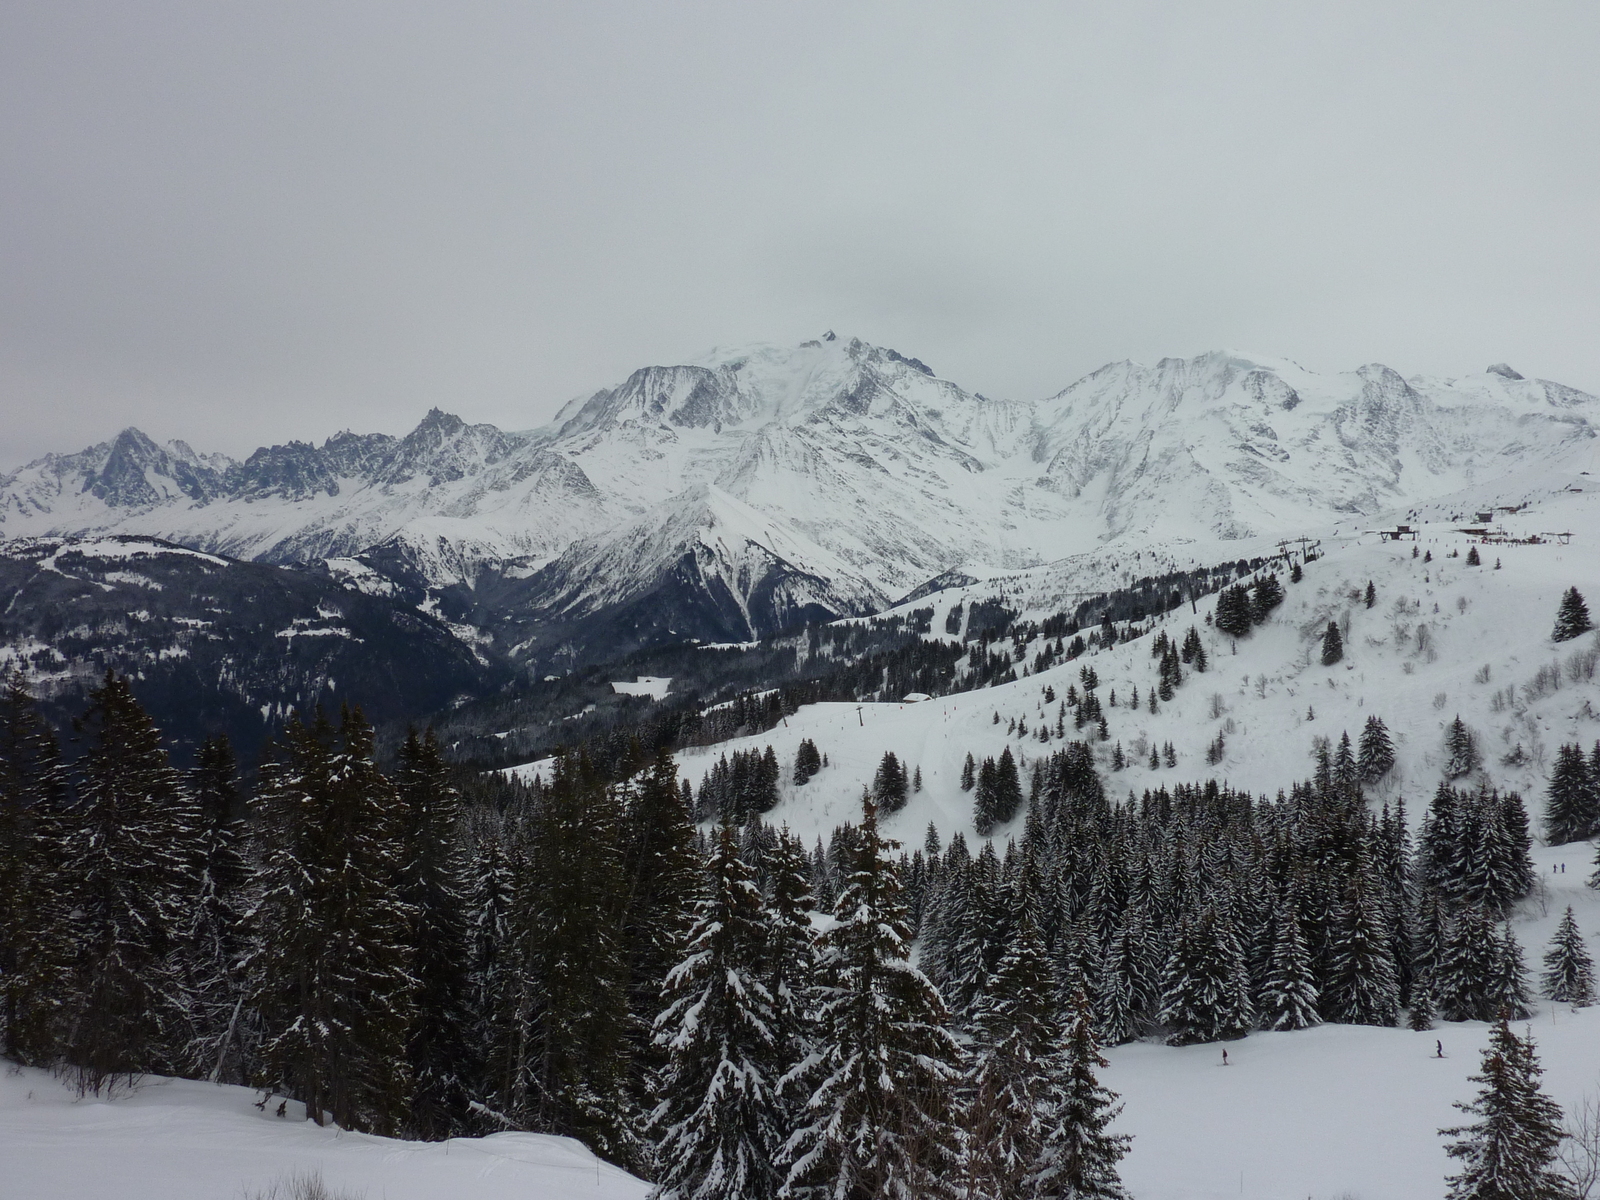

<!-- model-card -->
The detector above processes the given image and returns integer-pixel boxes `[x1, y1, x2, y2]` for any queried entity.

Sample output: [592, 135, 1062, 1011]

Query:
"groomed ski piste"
[6, 477, 1598, 1199]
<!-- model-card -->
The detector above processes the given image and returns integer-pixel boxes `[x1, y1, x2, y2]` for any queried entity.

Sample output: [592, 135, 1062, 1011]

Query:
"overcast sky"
[2, 2, 1597, 468]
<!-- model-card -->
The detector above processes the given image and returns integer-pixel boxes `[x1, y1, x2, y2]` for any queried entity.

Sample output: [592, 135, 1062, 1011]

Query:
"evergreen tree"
[992, 747, 1024, 828]
[873, 752, 909, 813]
[1250, 573, 1284, 623]
[1031, 991, 1132, 1200]
[59, 672, 201, 1089]
[1435, 905, 1499, 1023]
[781, 801, 963, 1200]
[466, 817, 520, 1122]
[623, 748, 702, 1094]
[793, 739, 822, 786]
[1408, 984, 1436, 1032]
[1446, 717, 1481, 780]
[394, 727, 474, 1138]
[1320, 621, 1344, 666]
[1158, 907, 1253, 1045]
[1485, 925, 1533, 1022]
[1258, 904, 1321, 1031]
[1553, 586, 1594, 642]
[765, 828, 818, 1086]
[248, 707, 415, 1134]
[650, 824, 783, 1200]
[1440, 1017, 1568, 1200]
[963, 916, 1061, 1200]
[960, 752, 976, 792]
[0, 667, 67, 1065]
[1365, 580, 1377, 608]
[1358, 715, 1396, 784]
[519, 752, 638, 1165]
[1466, 545, 1481, 566]
[1322, 869, 1400, 1027]
[187, 734, 250, 1083]
[1092, 916, 1148, 1046]
[1541, 907, 1595, 1006]
[1544, 743, 1597, 845]
[1214, 585, 1253, 639]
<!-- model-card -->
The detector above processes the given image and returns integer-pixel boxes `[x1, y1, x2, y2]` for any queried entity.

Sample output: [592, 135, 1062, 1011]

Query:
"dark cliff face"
[0, 537, 508, 761]
[85, 429, 225, 507]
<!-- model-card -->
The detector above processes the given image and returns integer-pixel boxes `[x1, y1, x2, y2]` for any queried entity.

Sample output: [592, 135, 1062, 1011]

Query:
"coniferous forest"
[5, 644, 1594, 1199]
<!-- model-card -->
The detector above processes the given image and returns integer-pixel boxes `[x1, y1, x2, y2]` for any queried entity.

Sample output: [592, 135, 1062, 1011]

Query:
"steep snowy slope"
[5, 338, 1594, 662]
[1031, 350, 1599, 545]
[628, 484, 1600, 855]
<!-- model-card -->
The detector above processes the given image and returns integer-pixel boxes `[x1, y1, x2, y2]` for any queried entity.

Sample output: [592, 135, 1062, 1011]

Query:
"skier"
[1435, 1040, 1444, 1059]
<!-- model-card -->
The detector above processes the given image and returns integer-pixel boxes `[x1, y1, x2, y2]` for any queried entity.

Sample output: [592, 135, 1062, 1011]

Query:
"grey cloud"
[2, 1, 1597, 467]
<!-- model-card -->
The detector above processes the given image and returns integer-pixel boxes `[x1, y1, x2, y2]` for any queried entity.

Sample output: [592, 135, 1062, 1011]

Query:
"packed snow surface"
[0, 1069, 649, 1200]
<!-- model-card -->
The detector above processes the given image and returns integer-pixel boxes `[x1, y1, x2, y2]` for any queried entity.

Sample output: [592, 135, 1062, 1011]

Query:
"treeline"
[0, 666, 1134, 1198]
[905, 734, 1574, 1049]
[433, 554, 1297, 782]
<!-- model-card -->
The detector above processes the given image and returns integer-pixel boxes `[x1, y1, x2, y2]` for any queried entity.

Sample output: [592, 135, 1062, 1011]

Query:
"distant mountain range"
[4, 336, 1596, 677]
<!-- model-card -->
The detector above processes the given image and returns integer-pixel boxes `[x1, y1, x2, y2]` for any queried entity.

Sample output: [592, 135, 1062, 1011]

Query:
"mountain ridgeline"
[3, 339, 1595, 679]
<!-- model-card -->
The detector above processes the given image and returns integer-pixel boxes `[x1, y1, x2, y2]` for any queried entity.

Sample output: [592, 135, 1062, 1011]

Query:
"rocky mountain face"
[3, 336, 1596, 674]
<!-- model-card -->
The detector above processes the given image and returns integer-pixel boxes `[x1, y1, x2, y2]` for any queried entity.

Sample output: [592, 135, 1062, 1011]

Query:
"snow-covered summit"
[3, 339, 1596, 661]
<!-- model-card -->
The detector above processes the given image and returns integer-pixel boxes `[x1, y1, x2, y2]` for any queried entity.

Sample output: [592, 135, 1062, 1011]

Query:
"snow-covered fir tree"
[650, 823, 784, 1200]
[1257, 903, 1321, 1031]
[1440, 1017, 1568, 1200]
[1553, 586, 1594, 642]
[517, 752, 639, 1167]
[186, 734, 250, 1083]
[1358, 715, 1395, 783]
[59, 671, 201, 1090]
[1032, 989, 1133, 1200]
[622, 749, 703, 1097]
[963, 913, 1062, 1200]
[0, 667, 68, 1066]
[1158, 905, 1253, 1045]
[1434, 905, 1500, 1024]
[1322, 867, 1400, 1027]
[1485, 925, 1533, 1022]
[1544, 742, 1597, 845]
[764, 827, 818, 1091]
[247, 706, 415, 1135]
[1320, 621, 1344, 665]
[1541, 906, 1595, 1005]
[781, 800, 963, 1200]
[394, 727, 473, 1138]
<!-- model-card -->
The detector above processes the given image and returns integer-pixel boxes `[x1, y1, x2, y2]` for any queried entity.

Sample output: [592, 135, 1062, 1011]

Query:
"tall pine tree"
[1440, 1017, 1568, 1200]
[247, 707, 415, 1134]
[59, 672, 201, 1089]
[781, 800, 963, 1200]
[650, 823, 784, 1200]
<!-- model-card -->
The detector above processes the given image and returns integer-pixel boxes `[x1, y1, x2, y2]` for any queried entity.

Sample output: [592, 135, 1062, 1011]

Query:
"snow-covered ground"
[673, 484, 1600, 854]
[1112, 837, 1600, 1200]
[0, 1068, 650, 1200]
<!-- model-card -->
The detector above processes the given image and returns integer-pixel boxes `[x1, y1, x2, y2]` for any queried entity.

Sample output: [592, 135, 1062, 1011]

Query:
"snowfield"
[0, 1067, 651, 1200]
[673, 485, 1600, 857]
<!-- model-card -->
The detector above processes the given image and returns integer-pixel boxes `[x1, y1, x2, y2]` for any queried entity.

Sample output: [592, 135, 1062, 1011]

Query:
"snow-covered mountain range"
[4, 336, 1596, 665]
